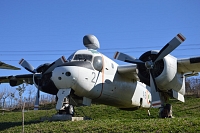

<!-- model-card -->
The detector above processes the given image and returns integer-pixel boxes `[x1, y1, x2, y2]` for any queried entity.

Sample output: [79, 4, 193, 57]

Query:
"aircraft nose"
[51, 66, 77, 89]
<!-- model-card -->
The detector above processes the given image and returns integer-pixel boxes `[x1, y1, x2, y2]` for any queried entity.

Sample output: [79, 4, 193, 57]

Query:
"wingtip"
[15, 67, 21, 70]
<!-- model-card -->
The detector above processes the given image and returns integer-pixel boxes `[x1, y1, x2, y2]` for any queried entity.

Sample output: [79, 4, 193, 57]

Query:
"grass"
[1, 96, 200, 132]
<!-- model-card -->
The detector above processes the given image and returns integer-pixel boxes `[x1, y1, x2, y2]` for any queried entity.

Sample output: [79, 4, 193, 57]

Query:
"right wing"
[116, 64, 139, 81]
[178, 56, 200, 76]
[0, 74, 33, 86]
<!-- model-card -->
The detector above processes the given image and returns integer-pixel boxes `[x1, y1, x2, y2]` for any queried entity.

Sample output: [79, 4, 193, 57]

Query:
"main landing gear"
[159, 93, 173, 118]
[159, 104, 173, 118]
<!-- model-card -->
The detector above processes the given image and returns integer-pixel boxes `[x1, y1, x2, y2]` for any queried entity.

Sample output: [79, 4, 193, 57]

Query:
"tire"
[67, 105, 74, 116]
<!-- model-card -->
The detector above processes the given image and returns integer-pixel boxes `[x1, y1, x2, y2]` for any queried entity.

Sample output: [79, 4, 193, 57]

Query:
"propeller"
[19, 56, 67, 75]
[114, 33, 186, 92]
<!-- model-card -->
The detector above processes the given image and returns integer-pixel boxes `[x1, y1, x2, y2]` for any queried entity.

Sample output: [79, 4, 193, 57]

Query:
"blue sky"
[0, 1, 200, 95]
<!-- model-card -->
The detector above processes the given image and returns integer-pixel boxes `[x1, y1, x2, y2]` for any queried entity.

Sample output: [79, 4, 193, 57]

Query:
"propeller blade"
[19, 59, 36, 73]
[154, 33, 186, 62]
[34, 89, 40, 110]
[43, 56, 67, 74]
[149, 69, 158, 92]
[114, 51, 144, 64]
[149, 69, 162, 107]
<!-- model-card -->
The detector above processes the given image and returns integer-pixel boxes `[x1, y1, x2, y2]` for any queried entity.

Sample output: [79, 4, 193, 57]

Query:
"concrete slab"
[40, 114, 89, 121]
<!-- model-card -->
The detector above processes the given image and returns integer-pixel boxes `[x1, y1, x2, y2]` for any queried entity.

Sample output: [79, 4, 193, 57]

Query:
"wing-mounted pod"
[9, 76, 24, 86]
[83, 35, 100, 50]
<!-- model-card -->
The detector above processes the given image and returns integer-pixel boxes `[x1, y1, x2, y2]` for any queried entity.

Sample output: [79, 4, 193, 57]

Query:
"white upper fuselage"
[51, 49, 151, 109]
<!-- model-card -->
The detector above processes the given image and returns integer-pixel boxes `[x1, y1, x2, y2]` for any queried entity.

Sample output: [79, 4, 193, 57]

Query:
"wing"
[116, 64, 139, 81]
[178, 56, 200, 76]
[0, 74, 33, 86]
[0, 61, 20, 70]
[116, 56, 200, 79]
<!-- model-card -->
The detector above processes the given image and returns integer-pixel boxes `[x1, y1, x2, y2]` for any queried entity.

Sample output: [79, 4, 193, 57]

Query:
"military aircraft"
[0, 33, 200, 118]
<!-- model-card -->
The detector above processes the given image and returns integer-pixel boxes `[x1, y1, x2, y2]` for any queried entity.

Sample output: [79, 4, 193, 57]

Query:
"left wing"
[178, 56, 200, 76]
[0, 61, 20, 70]
[0, 74, 33, 86]
[116, 64, 139, 81]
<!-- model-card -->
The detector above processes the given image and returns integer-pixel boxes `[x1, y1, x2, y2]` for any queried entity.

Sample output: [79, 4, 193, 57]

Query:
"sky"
[0, 1, 200, 96]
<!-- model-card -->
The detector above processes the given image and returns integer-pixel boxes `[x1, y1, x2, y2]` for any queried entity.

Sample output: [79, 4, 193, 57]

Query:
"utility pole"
[16, 84, 26, 133]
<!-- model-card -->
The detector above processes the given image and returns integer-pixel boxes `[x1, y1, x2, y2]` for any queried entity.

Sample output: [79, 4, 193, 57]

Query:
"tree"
[16, 84, 26, 109]
[0, 88, 10, 109]
[0, 91, 4, 108]
[8, 89, 16, 108]
[185, 77, 200, 97]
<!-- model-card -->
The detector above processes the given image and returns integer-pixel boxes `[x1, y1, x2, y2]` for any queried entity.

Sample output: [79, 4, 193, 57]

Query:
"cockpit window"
[93, 56, 103, 71]
[67, 52, 75, 61]
[73, 54, 93, 62]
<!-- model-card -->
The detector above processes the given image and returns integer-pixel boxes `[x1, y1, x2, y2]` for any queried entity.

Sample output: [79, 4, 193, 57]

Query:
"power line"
[0, 43, 199, 53]
[0, 44, 199, 62]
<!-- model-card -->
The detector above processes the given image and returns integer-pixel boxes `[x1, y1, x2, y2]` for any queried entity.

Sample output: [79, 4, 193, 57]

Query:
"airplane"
[0, 33, 200, 118]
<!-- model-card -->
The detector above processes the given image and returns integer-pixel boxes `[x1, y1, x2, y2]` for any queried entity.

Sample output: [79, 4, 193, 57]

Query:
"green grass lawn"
[1, 96, 200, 133]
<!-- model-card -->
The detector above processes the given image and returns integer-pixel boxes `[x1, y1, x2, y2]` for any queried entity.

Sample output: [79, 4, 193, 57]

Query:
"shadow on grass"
[0, 120, 41, 131]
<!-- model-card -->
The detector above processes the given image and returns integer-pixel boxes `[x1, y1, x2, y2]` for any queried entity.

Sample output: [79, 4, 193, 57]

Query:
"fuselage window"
[93, 56, 103, 71]
[73, 54, 93, 62]
[111, 63, 114, 69]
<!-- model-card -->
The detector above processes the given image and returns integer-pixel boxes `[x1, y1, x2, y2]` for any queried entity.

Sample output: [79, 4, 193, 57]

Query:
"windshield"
[73, 54, 93, 62]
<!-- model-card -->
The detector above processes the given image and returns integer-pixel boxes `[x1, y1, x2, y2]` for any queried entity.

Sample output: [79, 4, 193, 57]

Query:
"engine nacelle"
[8, 76, 23, 86]
[138, 50, 184, 93]
[33, 63, 58, 95]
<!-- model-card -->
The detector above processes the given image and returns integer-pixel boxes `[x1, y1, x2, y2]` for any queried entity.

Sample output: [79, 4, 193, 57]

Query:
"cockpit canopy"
[73, 54, 93, 62]
[67, 50, 103, 71]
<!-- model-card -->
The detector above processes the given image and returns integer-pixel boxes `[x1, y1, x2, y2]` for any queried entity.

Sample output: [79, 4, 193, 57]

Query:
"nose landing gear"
[58, 97, 74, 116]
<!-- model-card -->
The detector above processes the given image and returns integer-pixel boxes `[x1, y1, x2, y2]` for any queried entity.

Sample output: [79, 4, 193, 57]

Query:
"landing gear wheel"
[66, 105, 74, 116]
[160, 104, 172, 118]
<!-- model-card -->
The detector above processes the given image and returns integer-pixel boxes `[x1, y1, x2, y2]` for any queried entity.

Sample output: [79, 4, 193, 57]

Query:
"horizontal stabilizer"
[0, 61, 20, 70]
